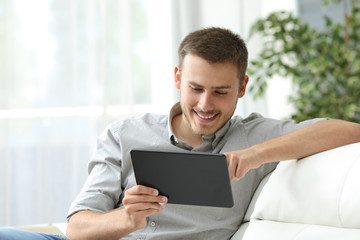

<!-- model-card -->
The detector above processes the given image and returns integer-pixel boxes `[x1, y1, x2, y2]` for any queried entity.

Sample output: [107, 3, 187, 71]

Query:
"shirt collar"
[167, 102, 231, 151]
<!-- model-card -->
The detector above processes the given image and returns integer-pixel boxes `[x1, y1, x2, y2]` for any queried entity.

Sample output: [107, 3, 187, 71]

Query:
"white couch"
[14, 143, 360, 239]
[231, 142, 360, 240]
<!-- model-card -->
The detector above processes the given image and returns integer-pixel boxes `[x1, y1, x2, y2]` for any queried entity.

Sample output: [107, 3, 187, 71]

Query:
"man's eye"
[191, 87, 202, 92]
[216, 91, 228, 95]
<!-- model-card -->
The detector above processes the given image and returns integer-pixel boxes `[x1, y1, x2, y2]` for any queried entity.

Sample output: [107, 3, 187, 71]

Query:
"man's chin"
[192, 126, 217, 137]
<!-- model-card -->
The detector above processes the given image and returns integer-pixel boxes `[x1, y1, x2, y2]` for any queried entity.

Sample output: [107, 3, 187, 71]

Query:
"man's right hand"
[66, 185, 167, 240]
[122, 185, 168, 230]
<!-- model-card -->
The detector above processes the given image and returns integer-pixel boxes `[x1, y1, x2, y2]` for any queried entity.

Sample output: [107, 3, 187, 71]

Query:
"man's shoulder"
[108, 112, 168, 132]
[231, 112, 265, 124]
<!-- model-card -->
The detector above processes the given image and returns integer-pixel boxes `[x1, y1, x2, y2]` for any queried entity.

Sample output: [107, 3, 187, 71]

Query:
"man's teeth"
[197, 113, 216, 119]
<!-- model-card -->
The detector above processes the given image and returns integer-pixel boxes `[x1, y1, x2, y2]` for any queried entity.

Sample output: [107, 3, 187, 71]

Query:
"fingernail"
[162, 197, 167, 202]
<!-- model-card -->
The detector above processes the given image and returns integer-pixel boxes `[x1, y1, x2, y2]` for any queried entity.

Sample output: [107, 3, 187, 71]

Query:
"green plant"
[248, 0, 360, 122]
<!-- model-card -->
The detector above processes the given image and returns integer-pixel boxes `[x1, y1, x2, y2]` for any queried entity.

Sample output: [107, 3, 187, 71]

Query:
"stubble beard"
[181, 104, 237, 138]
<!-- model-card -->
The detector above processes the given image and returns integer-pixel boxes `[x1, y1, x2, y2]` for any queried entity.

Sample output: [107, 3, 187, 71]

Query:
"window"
[0, 0, 173, 226]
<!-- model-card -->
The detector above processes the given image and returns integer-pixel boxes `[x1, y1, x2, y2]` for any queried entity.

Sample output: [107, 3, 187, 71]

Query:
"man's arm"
[225, 119, 360, 180]
[66, 186, 167, 240]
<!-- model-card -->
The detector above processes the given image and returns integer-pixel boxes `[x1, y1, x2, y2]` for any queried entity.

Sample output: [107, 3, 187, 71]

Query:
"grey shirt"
[67, 103, 323, 240]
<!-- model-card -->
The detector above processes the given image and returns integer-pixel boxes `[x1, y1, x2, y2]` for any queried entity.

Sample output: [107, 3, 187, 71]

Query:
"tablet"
[130, 149, 234, 208]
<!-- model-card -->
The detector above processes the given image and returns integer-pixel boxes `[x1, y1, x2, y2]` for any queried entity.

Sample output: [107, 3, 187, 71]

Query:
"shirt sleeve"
[66, 123, 123, 220]
[243, 113, 327, 147]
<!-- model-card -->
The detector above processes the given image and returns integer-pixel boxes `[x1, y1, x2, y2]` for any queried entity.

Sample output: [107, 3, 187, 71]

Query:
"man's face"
[175, 54, 248, 137]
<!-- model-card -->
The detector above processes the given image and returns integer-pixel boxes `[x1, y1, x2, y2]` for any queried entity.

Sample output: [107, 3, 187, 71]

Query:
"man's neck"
[171, 114, 203, 148]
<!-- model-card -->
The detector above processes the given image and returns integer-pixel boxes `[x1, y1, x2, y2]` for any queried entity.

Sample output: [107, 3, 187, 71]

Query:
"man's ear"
[174, 66, 181, 90]
[238, 75, 249, 98]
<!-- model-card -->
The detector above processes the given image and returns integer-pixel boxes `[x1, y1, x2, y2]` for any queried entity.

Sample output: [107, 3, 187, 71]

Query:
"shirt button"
[150, 221, 156, 227]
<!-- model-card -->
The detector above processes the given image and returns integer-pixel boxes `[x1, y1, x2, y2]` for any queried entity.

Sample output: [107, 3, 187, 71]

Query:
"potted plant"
[247, 0, 360, 122]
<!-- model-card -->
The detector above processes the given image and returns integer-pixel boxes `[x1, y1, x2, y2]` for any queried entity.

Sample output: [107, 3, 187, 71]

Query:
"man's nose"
[198, 92, 215, 112]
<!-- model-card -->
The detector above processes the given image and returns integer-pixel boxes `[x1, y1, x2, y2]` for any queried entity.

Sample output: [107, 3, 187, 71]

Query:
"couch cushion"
[13, 224, 63, 234]
[250, 142, 360, 228]
[13, 223, 67, 235]
[242, 220, 360, 240]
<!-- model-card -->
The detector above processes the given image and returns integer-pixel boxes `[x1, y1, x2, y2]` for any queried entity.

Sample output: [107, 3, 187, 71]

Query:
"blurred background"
[0, 0, 351, 226]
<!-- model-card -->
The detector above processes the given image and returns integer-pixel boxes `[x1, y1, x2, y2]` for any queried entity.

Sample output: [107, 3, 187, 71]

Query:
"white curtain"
[0, 0, 294, 226]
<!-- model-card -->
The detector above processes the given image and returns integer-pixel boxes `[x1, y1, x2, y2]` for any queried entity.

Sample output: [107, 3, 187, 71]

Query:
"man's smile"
[194, 110, 219, 121]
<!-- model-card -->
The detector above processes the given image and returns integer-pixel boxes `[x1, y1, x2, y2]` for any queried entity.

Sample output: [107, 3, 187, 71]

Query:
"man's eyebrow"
[189, 81, 232, 90]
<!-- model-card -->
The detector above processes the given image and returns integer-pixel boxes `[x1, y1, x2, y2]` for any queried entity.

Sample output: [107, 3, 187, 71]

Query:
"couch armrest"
[250, 142, 360, 228]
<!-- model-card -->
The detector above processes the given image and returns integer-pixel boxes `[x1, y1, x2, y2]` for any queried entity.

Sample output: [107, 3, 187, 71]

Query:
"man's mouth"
[195, 111, 218, 120]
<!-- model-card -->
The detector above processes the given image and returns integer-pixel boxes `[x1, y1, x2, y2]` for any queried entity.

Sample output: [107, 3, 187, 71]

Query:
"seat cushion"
[242, 220, 360, 240]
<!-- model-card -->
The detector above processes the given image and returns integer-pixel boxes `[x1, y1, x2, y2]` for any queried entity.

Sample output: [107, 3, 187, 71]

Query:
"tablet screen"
[130, 149, 234, 208]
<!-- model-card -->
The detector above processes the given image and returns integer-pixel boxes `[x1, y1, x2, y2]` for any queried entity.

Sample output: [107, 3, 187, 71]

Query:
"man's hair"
[178, 27, 248, 82]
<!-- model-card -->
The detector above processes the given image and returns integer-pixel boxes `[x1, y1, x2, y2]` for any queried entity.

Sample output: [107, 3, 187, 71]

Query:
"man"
[1, 27, 359, 240]
[64, 27, 360, 240]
